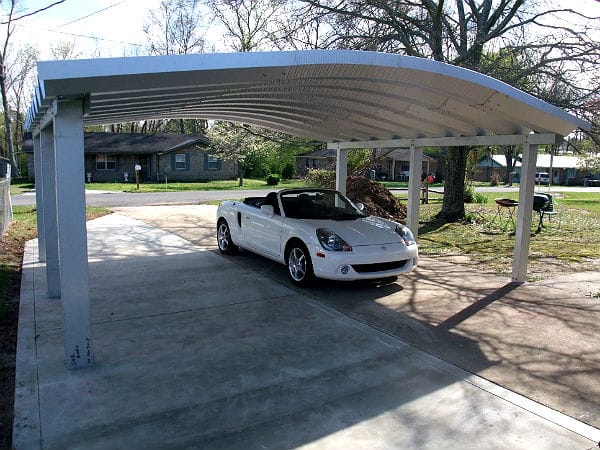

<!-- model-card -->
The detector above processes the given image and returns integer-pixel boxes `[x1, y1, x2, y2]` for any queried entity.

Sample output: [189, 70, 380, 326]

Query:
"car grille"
[351, 260, 408, 273]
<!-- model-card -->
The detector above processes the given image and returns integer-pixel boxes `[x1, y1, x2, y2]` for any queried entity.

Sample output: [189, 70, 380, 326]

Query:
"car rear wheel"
[217, 220, 237, 254]
[286, 243, 314, 287]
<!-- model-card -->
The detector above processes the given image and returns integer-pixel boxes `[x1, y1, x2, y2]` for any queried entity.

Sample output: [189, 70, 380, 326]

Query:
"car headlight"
[395, 225, 416, 246]
[316, 228, 352, 251]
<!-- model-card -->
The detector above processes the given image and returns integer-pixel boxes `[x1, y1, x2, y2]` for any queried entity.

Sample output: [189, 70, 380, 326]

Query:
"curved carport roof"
[24, 50, 591, 369]
[26, 50, 588, 141]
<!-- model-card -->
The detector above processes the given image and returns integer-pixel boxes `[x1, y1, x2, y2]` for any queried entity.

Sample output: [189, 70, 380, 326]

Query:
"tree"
[7, 44, 37, 169]
[205, 0, 285, 52]
[0, 0, 20, 174]
[206, 121, 273, 185]
[262, 0, 344, 50]
[298, 0, 600, 220]
[0, 0, 66, 176]
[577, 138, 600, 178]
[136, 0, 208, 135]
[144, 0, 207, 55]
[50, 40, 80, 60]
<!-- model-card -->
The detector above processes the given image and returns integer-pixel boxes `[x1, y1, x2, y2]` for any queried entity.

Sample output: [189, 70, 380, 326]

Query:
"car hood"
[304, 216, 403, 246]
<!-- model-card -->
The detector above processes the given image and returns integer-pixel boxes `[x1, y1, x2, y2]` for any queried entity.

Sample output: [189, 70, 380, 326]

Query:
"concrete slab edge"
[462, 373, 600, 444]
[12, 239, 42, 449]
[301, 296, 600, 445]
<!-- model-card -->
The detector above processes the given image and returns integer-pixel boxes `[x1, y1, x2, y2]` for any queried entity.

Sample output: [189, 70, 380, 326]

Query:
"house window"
[96, 154, 116, 170]
[207, 155, 219, 171]
[175, 153, 187, 170]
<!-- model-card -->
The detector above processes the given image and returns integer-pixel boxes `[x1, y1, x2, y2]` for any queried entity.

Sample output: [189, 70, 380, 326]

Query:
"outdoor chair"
[533, 192, 563, 232]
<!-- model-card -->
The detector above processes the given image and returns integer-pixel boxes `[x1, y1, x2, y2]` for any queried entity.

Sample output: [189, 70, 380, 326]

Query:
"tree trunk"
[0, 54, 18, 176]
[238, 161, 244, 186]
[504, 146, 515, 184]
[438, 146, 469, 221]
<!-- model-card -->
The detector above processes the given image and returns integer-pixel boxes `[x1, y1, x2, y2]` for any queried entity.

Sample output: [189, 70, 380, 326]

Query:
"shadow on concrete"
[220, 248, 600, 429]
[437, 282, 522, 332]
[20, 250, 502, 449]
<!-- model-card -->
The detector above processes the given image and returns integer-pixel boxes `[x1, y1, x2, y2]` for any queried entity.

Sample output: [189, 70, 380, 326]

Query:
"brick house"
[476, 153, 590, 185]
[24, 132, 237, 183]
[296, 147, 437, 181]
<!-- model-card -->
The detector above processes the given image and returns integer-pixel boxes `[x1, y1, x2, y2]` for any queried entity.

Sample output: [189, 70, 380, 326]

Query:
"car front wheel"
[217, 220, 237, 254]
[286, 243, 314, 287]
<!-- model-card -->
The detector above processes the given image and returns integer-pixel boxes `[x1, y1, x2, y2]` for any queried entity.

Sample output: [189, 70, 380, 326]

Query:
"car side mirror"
[261, 204, 275, 216]
[355, 202, 365, 211]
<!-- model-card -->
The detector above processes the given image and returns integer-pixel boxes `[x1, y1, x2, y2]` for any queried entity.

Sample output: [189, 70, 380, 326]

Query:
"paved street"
[10, 185, 600, 207]
[10, 188, 274, 207]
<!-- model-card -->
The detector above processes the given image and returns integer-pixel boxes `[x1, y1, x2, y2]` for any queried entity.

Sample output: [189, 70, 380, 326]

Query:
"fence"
[0, 178, 12, 236]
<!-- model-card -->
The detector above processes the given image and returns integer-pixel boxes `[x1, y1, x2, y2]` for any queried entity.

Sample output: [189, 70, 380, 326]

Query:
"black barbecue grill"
[533, 193, 552, 232]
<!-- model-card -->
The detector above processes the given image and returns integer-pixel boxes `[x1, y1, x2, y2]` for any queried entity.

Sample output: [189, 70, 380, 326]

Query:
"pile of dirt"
[345, 176, 407, 223]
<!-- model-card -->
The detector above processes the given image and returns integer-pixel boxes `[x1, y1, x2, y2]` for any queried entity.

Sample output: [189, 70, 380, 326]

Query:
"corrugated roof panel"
[26, 50, 590, 141]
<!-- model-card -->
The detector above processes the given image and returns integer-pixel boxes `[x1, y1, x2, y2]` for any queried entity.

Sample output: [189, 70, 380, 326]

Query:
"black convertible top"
[243, 197, 266, 208]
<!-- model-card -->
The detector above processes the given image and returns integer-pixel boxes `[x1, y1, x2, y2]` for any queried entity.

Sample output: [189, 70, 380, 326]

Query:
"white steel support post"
[40, 126, 61, 298]
[407, 144, 423, 238]
[54, 99, 94, 369]
[512, 142, 538, 282]
[335, 144, 348, 195]
[32, 134, 46, 262]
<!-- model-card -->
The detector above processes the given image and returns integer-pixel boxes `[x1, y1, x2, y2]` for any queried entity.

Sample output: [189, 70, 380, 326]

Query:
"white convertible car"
[216, 188, 418, 286]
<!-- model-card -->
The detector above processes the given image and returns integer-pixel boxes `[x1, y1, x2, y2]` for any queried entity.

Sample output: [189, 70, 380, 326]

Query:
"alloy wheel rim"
[218, 224, 229, 250]
[289, 248, 306, 281]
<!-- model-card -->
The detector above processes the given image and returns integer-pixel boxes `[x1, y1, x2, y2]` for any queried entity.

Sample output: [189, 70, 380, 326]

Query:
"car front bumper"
[309, 242, 418, 281]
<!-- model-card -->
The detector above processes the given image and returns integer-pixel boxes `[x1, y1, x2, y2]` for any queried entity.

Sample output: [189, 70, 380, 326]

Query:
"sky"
[5, 0, 600, 61]
[10, 0, 211, 60]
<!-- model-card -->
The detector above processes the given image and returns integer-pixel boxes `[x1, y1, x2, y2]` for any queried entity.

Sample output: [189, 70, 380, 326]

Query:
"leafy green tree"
[206, 121, 276, 186]
[577, 139, 600, 178]
[207, 121, 319, 185]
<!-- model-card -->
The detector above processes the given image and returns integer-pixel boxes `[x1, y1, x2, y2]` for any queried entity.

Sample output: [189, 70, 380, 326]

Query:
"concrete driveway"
[13, 207, 600, 448]
[115, 204, 600, 429]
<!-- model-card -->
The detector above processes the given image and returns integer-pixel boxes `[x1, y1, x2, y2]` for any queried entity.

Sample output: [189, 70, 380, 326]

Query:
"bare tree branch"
[0, 0, 66, 24]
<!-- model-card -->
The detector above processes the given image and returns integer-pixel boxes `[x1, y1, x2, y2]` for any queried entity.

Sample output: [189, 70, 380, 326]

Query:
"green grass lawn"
[415, 191, 600, 279]
[84, 178, 307, 192]
[457, 190, 600, 215]
[8, 180, 34, 195]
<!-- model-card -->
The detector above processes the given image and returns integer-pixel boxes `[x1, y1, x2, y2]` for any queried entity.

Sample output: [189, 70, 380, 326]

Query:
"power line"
[42, 28, 145, 47]
[50, 1, 126, 31]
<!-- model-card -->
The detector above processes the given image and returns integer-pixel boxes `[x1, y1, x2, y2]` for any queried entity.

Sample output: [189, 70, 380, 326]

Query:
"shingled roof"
[22, 132, 210, 155]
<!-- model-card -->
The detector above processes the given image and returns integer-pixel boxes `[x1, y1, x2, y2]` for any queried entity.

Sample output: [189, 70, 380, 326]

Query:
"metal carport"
[24, 49, 590, 368]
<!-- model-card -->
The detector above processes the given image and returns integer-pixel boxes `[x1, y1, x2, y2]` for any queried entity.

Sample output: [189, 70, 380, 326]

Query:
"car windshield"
[280, 190, 368, 220]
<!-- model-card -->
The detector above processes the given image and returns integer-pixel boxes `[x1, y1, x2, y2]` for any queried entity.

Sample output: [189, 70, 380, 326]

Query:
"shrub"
[464, 183, 488, 204]
[305, 168, 335, 187]
[266, 174, 280, 186]
[473, 193, 489, 204]
[281, 163, 295, 179]
[463, 184, 475, 203]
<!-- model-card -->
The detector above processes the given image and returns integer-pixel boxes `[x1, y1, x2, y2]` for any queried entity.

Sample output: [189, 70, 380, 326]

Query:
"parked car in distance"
[535, 172, 550, 184]
[216, 188, 418, 286]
